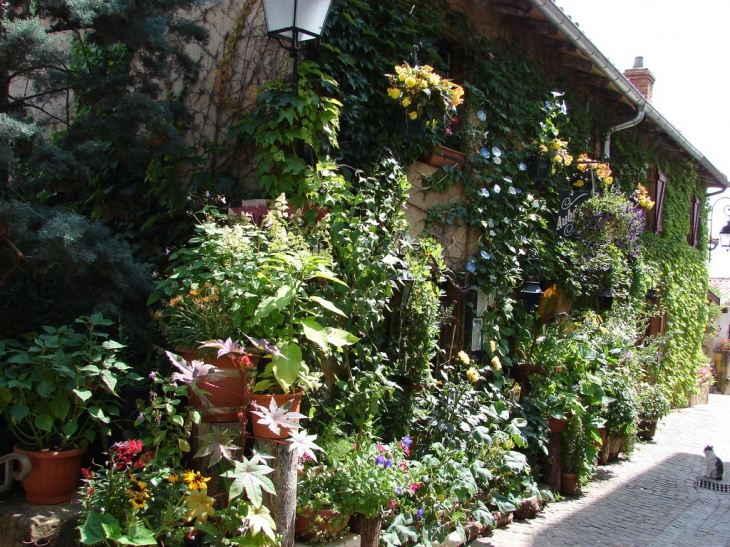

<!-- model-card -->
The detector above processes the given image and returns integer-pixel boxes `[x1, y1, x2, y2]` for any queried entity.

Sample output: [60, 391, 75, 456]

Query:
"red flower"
[81, 467, 94, 479]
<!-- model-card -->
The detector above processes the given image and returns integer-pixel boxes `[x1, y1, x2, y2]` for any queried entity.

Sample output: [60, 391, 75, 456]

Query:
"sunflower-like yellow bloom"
[401, 97, 411, 107]
[466, 367, 479, 383]
[491, 356, 502, 371]
[457, 351, 470, 365]
[183, 470, 211, 491]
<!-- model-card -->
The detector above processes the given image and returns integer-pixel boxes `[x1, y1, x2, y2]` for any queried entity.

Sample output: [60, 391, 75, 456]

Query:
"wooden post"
[546, 431, 561, 493]
[256, 438, 298, 547]
[349, 514, 382, 547]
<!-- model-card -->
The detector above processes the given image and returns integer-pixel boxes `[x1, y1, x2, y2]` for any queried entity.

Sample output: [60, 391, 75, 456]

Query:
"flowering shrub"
[575, 153, 613, 187]
[78, 440, 202, 545]
[386, 63, 464, 122]
[698, 362, 715, 385]
[716, 338, 730, 352]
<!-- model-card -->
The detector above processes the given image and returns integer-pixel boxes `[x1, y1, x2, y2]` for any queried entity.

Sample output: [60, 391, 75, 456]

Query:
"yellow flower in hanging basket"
[386, 63, 464, 122]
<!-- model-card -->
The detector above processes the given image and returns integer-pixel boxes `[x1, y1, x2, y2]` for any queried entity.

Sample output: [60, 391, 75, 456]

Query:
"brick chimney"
[623, 56, 656, 102]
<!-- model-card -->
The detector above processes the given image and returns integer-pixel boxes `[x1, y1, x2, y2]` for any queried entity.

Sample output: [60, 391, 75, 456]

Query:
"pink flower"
[377, 444, 386, 454]
[389, 499, 397, 509]
[409, 483, 420, 493]
[399, 463, 408, 473]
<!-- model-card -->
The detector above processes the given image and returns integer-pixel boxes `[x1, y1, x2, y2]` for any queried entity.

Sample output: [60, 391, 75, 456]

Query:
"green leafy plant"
[0, 313, 140, 451]
[636, 382, 670, 422]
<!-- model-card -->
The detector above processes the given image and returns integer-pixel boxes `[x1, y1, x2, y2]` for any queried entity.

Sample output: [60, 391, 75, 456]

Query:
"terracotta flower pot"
[177, 348, 259, 423]
[14, 444, 87, 504]
[637, 419, 658, 441]
[560, 472, 578, 496]
[295, 508, 350, 542]
[249, 391, 304, 439]
[607, 436, 623, 461]
[421, 145, 465, 168]
[548, 416, 568, 433]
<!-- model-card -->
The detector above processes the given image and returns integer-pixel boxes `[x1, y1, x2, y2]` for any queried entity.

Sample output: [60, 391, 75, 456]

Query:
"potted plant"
[386, 63, 464, 137]
[153, 201, 359, 402]
[296, 457, 351, 543]
[559, 417, 585, 496]
[0, 313, 140, 504]
[601, 372, 638, 461]
[636, 382, 669, 441]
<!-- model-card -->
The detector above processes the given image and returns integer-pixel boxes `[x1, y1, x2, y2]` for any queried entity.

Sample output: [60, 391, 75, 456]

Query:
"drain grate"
[695, 476, 730, 492]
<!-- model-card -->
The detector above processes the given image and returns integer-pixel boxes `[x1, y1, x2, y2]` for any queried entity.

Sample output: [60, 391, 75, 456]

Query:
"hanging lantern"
[599, 287, 614, 310]
[262, 0, 334, 44]
[720, 219, 730, 249]
[645, 288, 660, 304]
[521, 280, 543, 312]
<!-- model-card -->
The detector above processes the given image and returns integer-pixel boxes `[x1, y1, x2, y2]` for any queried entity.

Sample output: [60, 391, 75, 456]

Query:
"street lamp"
[263, 0, 334, 91]
[709, 196, 730, 256]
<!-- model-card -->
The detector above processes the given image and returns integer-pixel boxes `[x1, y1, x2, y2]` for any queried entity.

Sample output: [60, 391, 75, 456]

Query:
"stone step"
[0, 497, 82, 547]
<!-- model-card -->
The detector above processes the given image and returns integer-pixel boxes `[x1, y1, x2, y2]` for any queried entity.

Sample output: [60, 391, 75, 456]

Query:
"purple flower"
[375, 454, 386, 466]
[400, 435, 413, 448]
[383, 459, 393, 468]
[416, 508, 425, 519]
[395, 487, 403, 495]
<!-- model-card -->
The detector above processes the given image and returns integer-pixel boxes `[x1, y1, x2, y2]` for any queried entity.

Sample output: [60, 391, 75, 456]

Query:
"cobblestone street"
[476, 394, 730, 547]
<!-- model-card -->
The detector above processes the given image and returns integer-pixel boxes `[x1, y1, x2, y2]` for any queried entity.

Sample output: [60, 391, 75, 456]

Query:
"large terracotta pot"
[637, 419, 658, 441]
[607, 436, 623, 461]
[249, 391, 304, 439]
[177, 348, 259, 423]
[559, 472, 578, 496]
[548, 416, 568, 434]
[295, 508, 350, 542]
[14, 444, 87, 504]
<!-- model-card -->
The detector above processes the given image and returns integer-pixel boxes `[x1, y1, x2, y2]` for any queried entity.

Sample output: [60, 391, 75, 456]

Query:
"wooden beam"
[560, 54, 593, 73]
[523, 20, 558, 35]
[490, 0, 532, 16]
[590, 86, 625, 102]
[541, 37, 577, 53]
[575, 72, 610, 88]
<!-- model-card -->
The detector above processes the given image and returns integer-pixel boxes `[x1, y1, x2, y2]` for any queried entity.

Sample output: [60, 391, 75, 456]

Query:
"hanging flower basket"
[421, 145, 465, 168]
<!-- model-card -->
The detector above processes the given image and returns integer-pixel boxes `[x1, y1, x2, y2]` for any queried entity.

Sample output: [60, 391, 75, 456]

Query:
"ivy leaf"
[246, 504, 277, 540]
[222, 457, 276, 506]
[250, 397, 306, 436]
[195, 428, 241, 467]
[287, 429, 324, 462]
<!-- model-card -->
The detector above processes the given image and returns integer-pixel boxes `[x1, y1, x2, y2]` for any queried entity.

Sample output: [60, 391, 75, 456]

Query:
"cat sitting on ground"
[704, 445, 724, 480]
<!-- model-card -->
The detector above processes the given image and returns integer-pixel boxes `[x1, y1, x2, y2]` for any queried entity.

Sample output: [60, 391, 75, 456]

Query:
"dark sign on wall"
[556, 189, 591, 237]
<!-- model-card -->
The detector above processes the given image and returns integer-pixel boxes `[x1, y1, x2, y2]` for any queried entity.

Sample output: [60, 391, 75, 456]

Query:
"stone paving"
[475, 394, 730, 547]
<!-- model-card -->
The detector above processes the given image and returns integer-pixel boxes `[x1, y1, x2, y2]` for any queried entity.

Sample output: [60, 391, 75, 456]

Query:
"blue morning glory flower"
[509, 187, 517, 195]
[518, 162, 527, 171]
[477, 110, 487, 122]
[481, 188, 490, 198]
[480, 148, 490, 159]
[516, 188, 522, 194]
[560, 101, 568, 115]
[493, 184, 501, 194]
[503, 176, 512, 184]
[492, 147, 502, 157]
[551, 90, 564, 97]
[466, 262, 477, 273]
[481, 251, 491, 260]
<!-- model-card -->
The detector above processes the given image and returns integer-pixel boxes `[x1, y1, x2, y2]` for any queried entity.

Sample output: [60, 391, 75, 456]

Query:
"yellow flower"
[405, 76, 417, 88]
[126, 476, 150, 510]
[564, 154, 573, 166]
[387, 87, 401, 100]
[602, 176, 613, 186]
[457, 351, 470, 365]
[167, 472, 179, 483]
[466, 367, 479, 383]
[573, 179, 585, 187]
[491, 356, 502, 371]
[401, 97, 411, 107]
[489, 340, 497, 354]
[183, 470, 211, 491]
[408, 111, 418, 120]
[184, 489, 216, 523]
